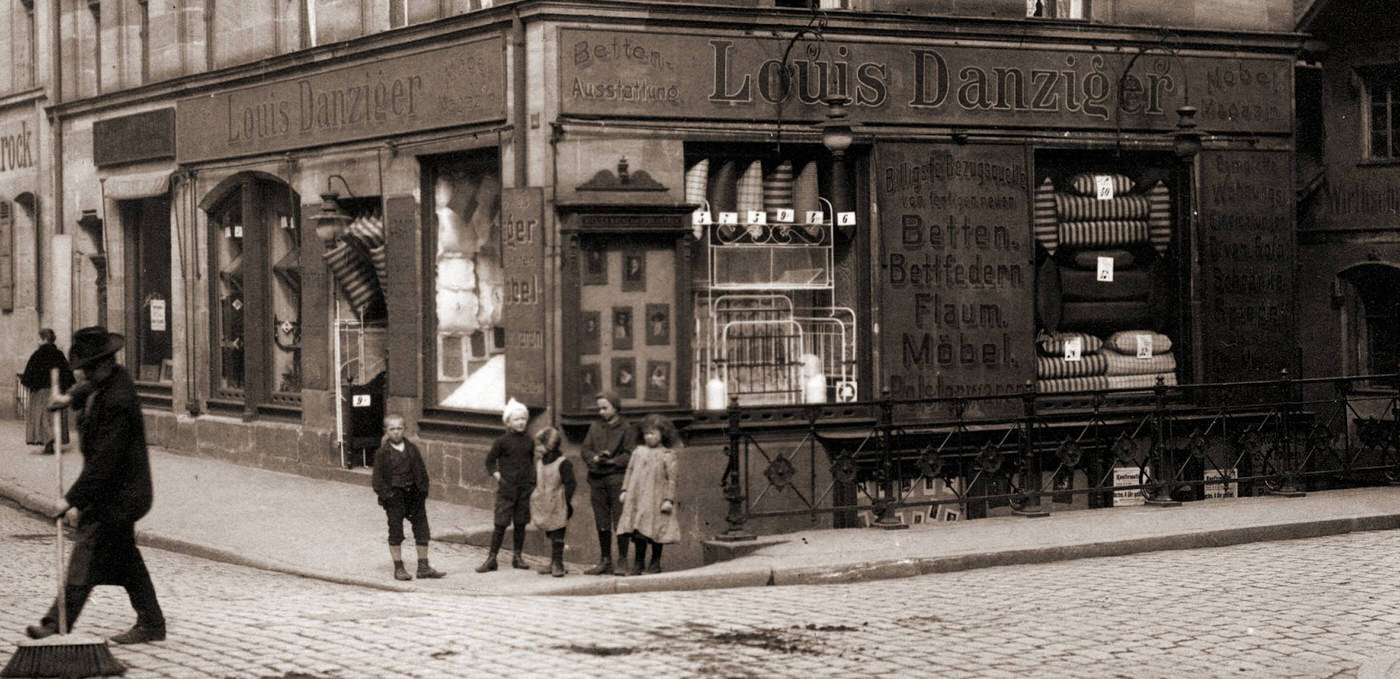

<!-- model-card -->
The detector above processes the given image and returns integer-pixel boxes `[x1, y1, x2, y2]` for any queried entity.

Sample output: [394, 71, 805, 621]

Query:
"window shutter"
[383, 195, 419, 398]
[0, 201, 12, 312]
[300, 202, 329, 390]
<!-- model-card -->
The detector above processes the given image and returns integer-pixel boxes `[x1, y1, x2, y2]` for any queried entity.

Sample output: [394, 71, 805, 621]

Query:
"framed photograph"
[645, 360, 671, 402]
[580, 311, 601, 355]
[583, 247, 608, 286]
[612, 357, 636, 399]
[139, 364, 161, 383]
[159, 358, 175, 383]
[579, 364, 602, 408]
[621, 249, 646, 292]
[612, 306, 633, 351]
[645, 303, 670, 346]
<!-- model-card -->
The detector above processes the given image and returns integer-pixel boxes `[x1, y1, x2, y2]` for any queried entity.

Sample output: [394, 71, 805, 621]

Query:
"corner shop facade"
[45, 4, 1299, 567]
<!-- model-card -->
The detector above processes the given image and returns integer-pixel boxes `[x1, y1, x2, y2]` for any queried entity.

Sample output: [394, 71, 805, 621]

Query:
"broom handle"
[52, 367, 66, 636]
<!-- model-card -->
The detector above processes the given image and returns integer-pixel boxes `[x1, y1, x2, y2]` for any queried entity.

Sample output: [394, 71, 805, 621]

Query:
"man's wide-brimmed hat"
[70, 326, 124, 370]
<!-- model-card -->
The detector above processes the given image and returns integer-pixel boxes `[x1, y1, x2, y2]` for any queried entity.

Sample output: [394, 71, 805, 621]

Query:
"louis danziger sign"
[559, 28, 1291, 135]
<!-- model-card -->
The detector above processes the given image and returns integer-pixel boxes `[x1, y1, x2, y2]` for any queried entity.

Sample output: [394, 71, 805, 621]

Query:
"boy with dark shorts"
[371, 414, 446, 581]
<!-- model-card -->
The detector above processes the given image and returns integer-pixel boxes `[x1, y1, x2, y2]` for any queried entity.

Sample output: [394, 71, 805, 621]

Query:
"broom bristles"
[1, 633, 126, 678]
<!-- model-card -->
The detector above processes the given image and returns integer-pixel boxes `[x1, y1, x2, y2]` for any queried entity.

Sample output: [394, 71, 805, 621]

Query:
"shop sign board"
[0, 116, 37, 176]
[875, 142, 1034, 418]
[559, 28, 1291, 134]
[1315, 171, 1400, 230]
[1198, 149, 1294, 384]
[94, 108, 175, 167]
[176, 38, 505, 163]
[1112, 467, 1145, 506]
[501, 187, 546, 406]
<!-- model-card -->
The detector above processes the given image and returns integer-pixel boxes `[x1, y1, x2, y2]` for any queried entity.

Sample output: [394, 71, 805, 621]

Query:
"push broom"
[1, 368, 125, 678]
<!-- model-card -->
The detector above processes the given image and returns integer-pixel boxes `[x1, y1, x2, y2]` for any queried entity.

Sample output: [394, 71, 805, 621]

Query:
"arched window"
[1339, 263, 1400, 378]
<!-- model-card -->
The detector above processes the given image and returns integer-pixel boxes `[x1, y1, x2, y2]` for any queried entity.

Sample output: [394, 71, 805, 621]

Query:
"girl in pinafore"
[614, 413, 681, 575]
[529, 427, 576, 577]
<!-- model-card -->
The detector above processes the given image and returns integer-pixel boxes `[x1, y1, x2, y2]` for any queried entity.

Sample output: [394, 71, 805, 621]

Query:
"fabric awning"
[102, 170, 174, 200]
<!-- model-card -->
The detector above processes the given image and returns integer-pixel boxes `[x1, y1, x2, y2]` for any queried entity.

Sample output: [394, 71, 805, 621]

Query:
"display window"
[423, 151, 505, 412]
[1031, 152, 1182, 394]
[205, 173, 302, 408]
[121, 197, 173, 387]
[685, 148, 860, 408]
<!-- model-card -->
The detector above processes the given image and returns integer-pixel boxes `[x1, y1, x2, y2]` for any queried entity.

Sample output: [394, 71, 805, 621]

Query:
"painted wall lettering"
[0, 121, 35, 173]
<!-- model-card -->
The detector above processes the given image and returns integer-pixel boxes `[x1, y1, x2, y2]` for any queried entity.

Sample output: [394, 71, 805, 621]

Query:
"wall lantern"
[310, 175, 355, 246]
[818, 96, 855, 159]
[1172, 105, 1205, 159]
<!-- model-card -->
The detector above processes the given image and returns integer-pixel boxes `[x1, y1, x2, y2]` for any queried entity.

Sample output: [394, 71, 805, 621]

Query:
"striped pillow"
[1105, 330, 1173, 355]
[1053, 193, 1151, 222]
[369, 244, 388, 293]
[1147, 180, 1172, 255]
[736, 159, 764, 214]
[1037, 376, 1109, 394]
[1106, 372, 1177, 390]
[793, 159, 821, 215]
[1036, 331, 1103, 356]
[1033, 177, 1058, 254]
[1036, 354, 1109, 379]
[1058, 220, 1150, 248]
[346, 214, 386, 250]
[763, 160, 795, 219]
[1066, 173, 1134, 197]
[685, 158, 710, 205]
[323, 241, 382, 313]
[1103, 350, 1177, 376]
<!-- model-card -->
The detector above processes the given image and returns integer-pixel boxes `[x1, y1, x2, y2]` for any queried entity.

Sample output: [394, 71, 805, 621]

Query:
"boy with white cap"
[476, 398, 536, 572]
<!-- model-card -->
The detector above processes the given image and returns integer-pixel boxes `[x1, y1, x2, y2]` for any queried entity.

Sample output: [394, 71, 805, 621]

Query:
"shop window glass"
[125, 198, 172, 385]
[1031, 160, 1179, 394]
[211, 191, 245, 394]
[427, 154, 504, 411]
[687, 154, 858, 408]
[1028, 0, 1088, 19]
[1341, 265, 1400, 378]
[1363, 66, 1400, 160]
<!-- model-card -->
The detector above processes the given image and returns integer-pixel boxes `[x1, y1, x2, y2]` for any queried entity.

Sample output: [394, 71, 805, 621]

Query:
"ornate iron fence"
[715, 372, 1400, 539]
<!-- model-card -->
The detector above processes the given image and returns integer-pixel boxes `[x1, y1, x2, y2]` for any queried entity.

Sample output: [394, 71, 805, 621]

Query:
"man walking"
[25, 326, 166, 645]
[579, 392, 637, 575]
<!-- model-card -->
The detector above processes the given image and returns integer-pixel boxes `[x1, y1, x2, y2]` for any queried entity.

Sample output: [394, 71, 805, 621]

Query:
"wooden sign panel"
[501, 188, 547, 406]
[1198, 150, 1295, 382]
[876, 143, 1035, 417]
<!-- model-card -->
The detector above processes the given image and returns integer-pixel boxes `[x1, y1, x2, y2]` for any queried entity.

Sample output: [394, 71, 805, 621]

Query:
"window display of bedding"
[1034, 170, 1177, 394]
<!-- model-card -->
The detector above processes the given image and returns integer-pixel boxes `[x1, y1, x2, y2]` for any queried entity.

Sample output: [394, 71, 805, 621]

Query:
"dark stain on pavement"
[559, 643, 639, 656]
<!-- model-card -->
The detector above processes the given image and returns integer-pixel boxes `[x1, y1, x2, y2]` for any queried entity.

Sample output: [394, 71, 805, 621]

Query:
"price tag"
[1136, 335, 1154, 359]
[835, 382, 857, 403]
[233, 225, 244, 238]
[746, 210, 768, 225]
[775, 208, 795, 223]
[836, 211, 856, 227]
[149, 300, 166, 332]
[691, 209, 712, 226]
[1064, 336, 1082, 362]
[718, 212, 739, 225]
[1096, 256, 1114, 282]
[804, 210, 824, 225]
[1095, 175, 1114, 200]
[352, 394, 371, 407]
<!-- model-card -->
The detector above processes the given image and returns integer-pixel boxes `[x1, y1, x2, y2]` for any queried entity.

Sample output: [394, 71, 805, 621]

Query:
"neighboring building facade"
[4, 0, 1300, 568]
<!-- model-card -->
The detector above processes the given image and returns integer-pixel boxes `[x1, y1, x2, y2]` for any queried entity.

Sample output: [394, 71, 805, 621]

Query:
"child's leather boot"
[393, 561, 412, 581]
[475, 553, 498, 573]
[511, 553, 529, 569]
[417, 561, 446, 579]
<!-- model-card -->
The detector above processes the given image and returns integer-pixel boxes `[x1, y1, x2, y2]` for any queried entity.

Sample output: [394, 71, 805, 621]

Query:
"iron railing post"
[716, 395, 755, 541]
[872, 388, 907, 529]
[1015, 382, 1048, 517]
[1146, 375, 1181, 507]
[1272, 369, 1306, 497]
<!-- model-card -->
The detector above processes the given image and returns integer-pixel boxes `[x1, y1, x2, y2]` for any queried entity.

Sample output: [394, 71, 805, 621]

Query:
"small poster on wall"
[584, 247, 608, 286]
[580, 311, 601, 355]
[645, 303, 670, 346]
[612, 306, 633, 351]
[622, 249, 646, 292]
[645, 360, 671, 402]
[579, 364, 601, 408]
[613, 357, 636, 398]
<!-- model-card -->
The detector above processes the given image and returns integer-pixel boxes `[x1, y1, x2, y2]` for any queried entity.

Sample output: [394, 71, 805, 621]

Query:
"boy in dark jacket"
[477, 398, 536, 572]
[371, 413, 446, 581]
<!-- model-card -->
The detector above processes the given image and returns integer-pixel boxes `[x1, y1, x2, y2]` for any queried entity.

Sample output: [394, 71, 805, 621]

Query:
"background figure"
[579, 392, 638, 575]
[615, 413, 681, 576]
[20, 328, 74, 454]
[529, 427, 576, 577]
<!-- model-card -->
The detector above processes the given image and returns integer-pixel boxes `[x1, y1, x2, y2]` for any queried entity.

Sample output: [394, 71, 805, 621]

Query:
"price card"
[774, 208, 795, 223]
[746, 210, 767, 225]
[352, 394, 371, 407]
[836, 382, 857, 403]
[718, 212, 739, 225]
[233, 224, 244, 238]
[1136, 334, 1154, 359]
[1095, 175, 1114, 200]
[836, 211, 856, 227]
[1064, 336, 1083, 362]
[149, 300, 166, 332]
[804, 210, 824, 225]
[691, 209, 712, 226]
[1097, 256, 1114, 282]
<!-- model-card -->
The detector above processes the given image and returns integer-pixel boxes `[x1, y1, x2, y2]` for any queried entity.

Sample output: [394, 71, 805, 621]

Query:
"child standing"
[529, 427, 577, 577]
[371, 414, 446, 581]
[477, 398, 536, 572]
[614, 413, 681, 576]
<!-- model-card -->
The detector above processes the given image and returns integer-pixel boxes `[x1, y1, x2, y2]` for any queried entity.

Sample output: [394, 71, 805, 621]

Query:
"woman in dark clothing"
[20, 328, 74, 454]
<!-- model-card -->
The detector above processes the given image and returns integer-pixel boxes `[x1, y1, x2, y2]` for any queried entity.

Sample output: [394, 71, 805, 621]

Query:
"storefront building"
[26, 1, 1300, 569]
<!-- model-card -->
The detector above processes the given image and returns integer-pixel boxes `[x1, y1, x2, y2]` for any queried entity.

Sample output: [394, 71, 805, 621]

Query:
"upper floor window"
[1363, 65, 1400, 160]
[15, 0, 36, 89]
[1029, 0, 1088, 19]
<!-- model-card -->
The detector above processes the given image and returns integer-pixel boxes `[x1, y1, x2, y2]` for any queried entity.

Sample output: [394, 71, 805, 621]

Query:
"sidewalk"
[5, 417, 1400, 596]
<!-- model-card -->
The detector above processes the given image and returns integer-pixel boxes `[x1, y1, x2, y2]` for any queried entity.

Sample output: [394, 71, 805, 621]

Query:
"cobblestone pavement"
[1, 499, 1397, 679]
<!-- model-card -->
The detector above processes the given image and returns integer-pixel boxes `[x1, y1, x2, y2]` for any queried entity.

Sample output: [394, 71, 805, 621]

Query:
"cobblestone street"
[2, 499, 1398, 679]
